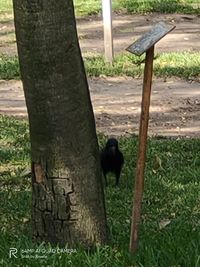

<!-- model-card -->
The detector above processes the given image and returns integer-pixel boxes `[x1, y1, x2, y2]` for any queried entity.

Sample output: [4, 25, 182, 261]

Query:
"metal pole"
[102, 0, 113, 63]
[129, 45, 154, 254]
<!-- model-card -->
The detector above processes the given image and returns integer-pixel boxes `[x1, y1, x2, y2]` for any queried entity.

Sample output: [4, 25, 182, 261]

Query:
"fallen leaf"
[166, 152, 172, 157]
[21, 166, 31, 177]
[21, 218, 30, 224]
[159, 219, 171, 229]
[153, 155, 163, 170]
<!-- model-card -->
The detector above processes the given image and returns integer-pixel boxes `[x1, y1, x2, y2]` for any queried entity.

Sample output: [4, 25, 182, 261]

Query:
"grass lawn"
[85, 51, 200, 79]
[0, 0, 13, 22]
[0, 115, 200, 266]
[0, 0, 199, 18]
[0, 51, 200, 80]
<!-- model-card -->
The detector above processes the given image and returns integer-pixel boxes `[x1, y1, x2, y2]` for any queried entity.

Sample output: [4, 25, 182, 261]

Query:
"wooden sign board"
[126, 22, 175, 56]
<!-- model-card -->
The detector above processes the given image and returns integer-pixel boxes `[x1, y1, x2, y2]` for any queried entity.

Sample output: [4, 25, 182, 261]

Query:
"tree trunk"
[13, 0, 107, 247]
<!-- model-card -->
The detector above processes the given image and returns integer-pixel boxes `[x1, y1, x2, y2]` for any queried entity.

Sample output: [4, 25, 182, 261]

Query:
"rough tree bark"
[13, 0, 107, 247]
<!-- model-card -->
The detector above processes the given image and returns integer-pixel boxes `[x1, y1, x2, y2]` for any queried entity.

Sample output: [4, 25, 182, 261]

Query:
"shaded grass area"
[0, 115, 200, 266]
[0, 52, 199, 80]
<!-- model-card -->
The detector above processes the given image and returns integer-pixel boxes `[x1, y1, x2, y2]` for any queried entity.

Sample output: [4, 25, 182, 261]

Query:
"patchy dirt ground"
[0, 13, 200, 55]
[0, 77, 199, 137]
[0, 13, 200, 137]
[78, 13, 200, 54]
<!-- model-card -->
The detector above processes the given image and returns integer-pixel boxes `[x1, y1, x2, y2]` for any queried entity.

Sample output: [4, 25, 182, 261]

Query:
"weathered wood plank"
[102, 0, 113, 63]
[129, 46, 154, 253]
[126, 22, 175, 56]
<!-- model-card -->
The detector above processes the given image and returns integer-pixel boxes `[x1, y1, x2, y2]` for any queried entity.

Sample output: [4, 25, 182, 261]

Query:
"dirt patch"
[0, 13, 200, 55]
[78, 13, 200, 54]
[0, 77, 199, 137]
[91, 77, 200, 137]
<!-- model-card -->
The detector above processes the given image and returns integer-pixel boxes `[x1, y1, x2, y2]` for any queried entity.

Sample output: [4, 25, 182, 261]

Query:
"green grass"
[119, 0, 200, 14]
[0, 0, 199, 17]
[1, 52, 199, 80]
[74, 0, 102, 16]
[0, 115, 200, 266]
[0, 0, 12, 12]
[73, 0, 200, 16]
[0, 0, 13, 22]
[0, 55, 20, 80]
[85, 52, 200, 79]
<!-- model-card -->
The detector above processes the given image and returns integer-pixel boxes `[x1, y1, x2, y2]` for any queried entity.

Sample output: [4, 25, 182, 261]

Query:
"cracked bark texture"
[13, 0, 107, 247]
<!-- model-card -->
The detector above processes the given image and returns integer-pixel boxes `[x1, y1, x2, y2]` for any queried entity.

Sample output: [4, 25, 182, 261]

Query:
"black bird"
[100, 138, 124, 186]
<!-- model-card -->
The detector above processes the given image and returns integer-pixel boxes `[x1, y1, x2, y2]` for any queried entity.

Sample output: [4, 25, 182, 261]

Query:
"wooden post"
[102, 0, 113, 63]
[129, 46, 154, 253]
[126, 22, 175, 254]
